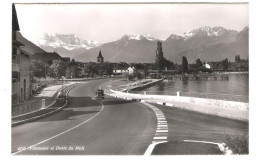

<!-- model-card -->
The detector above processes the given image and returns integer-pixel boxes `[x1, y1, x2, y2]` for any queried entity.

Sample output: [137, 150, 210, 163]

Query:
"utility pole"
[61, 76, 64, 98]
[45, 65, 47, 81]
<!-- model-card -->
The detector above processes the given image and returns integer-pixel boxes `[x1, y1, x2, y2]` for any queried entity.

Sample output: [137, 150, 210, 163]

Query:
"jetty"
[177, 74, 229, 81]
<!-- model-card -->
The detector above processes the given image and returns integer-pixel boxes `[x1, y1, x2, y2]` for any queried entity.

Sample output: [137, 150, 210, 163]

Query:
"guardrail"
[128, 90, 248, 103]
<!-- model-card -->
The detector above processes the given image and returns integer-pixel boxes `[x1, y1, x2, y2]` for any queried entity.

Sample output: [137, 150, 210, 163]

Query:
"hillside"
[16, 32, 47, 55]
[75, 26, 248, 63]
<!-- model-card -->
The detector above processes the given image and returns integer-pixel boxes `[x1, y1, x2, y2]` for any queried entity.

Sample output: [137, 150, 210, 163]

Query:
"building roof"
[12, 4, 20, 31]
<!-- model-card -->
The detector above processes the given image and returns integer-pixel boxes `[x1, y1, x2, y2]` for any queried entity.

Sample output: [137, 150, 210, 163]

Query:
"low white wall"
[110, 90, 249, 111]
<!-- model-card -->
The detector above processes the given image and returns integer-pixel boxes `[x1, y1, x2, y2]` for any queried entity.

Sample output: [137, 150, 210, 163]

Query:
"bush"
[223, 133, 249, 154]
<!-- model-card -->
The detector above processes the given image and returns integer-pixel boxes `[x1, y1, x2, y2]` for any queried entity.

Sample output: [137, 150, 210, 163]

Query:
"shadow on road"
[102, 99, 136, 106]
[67, 96, 135, 108]
[35, 109, 99, 122]
[67, 97, 101, 108]
[152, 140, 223, 155]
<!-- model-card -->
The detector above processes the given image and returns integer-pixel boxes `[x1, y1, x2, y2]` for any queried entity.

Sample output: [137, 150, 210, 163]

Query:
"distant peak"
[177, 26, 235, 39]
[124, 34, 144, 40]
[35, 33, 101, 50]
[120, 34, 158, 41]
[166, 34, 184, 41]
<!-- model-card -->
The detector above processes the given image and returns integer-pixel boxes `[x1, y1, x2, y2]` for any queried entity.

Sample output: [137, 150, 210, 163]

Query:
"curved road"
[151, 104, 248, 155]
[12, 79, 156, 155]
[12, 78, 248, 155]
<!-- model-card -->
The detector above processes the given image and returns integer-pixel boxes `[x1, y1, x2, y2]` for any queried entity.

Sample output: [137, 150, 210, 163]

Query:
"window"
[12, 71, 20, 83]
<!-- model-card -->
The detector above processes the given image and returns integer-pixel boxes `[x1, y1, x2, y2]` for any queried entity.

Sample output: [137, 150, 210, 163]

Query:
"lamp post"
[61, 76, 65, 98]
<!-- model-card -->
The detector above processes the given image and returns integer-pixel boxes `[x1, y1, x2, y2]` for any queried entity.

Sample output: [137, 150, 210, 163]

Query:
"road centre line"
[12, 100, 104, 155]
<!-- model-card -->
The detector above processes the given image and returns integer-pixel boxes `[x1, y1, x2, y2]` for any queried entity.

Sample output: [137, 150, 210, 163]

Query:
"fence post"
[144, 91, 146, 95]
[41, 99, 46, 109]
[177, 91, 181, 97]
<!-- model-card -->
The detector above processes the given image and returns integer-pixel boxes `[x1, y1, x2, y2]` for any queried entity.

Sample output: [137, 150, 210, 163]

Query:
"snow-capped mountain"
[120, 34, 158, 41]
[75, 26, 248, 63]
[169, 26, 237, 40]
[34, 33, 101, 50]
[31, 33, 101, 58]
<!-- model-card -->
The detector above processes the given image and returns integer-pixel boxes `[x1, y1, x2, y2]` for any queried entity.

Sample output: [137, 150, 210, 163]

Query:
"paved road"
[12, 79, 156, 155]
[151, 104, 248, 155]
[12, 78, 248, 155]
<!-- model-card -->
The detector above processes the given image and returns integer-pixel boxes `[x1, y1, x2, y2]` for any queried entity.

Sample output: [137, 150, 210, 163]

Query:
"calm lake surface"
[145, 73, 249, 96]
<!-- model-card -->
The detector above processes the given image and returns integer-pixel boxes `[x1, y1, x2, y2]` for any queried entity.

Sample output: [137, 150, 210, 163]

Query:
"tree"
[222, 58, 229, 71]
[182, 56, 189, 73]
[235, 55, 241, 63]
[84, 62, 99, 77]
[49, 60, 66, 78]
[163, 58, 174, 70]
[30, 60, 48, 78]
[135, 72, 142, 80]
[196, 58, 203, 68]
[102, 62, 113, 75]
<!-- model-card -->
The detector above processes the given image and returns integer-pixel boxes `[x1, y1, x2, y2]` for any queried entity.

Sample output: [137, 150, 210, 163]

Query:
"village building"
[65, 59, 85, 78]
[127, 66, 136, 74]
[12, 4, 32, 104]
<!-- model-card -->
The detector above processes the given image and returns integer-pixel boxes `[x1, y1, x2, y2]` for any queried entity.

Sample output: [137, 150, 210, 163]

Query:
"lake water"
[145, 74, 249, 96]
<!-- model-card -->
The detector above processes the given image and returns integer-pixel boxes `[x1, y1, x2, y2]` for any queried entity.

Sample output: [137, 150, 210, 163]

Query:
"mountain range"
[32, 33, 100, 58]
[32, 26, 249, 63]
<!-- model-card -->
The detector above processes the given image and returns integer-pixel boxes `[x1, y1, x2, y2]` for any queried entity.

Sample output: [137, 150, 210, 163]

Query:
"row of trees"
[84, 62, 113, 77]
[30, 60, 66, 78]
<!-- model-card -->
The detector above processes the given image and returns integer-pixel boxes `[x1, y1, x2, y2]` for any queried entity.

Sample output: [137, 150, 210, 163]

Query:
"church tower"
[97, 50, 104, 63]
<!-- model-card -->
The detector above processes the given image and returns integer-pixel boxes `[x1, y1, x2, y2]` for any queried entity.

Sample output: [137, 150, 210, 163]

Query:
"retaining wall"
[110, 90, 249, 111]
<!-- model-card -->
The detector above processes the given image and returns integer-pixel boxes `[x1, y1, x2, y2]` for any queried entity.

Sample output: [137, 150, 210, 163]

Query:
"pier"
[177, 74, 229, 81]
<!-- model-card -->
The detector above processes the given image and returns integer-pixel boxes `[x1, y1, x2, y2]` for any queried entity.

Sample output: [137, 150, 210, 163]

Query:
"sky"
[15, 3, 248, 43]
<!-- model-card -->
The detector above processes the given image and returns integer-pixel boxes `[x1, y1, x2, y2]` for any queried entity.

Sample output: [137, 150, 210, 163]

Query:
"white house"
[128, 66, 135, 74]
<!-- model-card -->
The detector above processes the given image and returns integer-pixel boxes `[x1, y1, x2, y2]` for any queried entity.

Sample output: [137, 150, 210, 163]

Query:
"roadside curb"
[11, 83, 81, 127]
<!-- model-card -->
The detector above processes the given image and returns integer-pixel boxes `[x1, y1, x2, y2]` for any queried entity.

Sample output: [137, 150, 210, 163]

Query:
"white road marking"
[157, 124, 168, 127]
[158, 122, 167, 125]
[183, 140, 233, 155]
[141, 102, 169, 155]
[157, 127, 168, 130]
[12, 100, 105, 155]
[154, 136, 167, 140]
[157, 118, 166, 121]
[158, 121, 167, 123]
[144, 141, 167, 156]
[156, 130, 168, 133]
